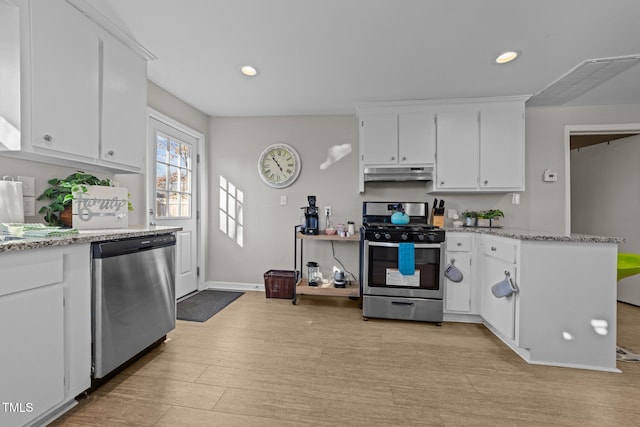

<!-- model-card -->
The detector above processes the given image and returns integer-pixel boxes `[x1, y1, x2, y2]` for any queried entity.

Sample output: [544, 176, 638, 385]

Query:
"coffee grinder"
[303, 195, 319, 235]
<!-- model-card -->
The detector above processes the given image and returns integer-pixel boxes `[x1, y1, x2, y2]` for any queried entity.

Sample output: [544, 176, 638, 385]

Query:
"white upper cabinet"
[433, 96, 527, 192]
[434, 110, 479, 190]
[0, 0, 150, 173]
[359, 111, 398, 165]
[30, 0, 100, 160]
[479, 101, 525, 190]
[398, 111, 436, 165]
[101, 29, 147, 169]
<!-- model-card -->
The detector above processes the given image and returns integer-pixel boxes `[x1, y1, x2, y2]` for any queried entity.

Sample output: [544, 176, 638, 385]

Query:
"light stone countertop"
[444, 226, 624, 244]
[0, 226, 182, 253]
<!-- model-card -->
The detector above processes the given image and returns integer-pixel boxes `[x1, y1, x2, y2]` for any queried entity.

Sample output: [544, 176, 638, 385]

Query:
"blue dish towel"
[398, 243, 415, 275]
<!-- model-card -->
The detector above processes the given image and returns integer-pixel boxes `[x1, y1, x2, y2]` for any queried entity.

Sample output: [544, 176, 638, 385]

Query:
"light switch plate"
[23, 196, 36, 216]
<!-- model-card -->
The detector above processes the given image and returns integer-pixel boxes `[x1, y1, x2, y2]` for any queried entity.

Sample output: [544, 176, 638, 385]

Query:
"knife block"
[432, 214, 444, 228]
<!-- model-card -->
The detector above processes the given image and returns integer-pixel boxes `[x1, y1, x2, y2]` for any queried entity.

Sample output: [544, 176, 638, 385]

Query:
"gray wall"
[571, 134, 640, 304]
[206, 104, 640, 286]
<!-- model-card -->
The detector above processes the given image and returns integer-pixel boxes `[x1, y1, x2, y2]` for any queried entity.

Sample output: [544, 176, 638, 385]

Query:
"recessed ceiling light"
[496, 51, 518, 64]
[240, 65, 258, 77]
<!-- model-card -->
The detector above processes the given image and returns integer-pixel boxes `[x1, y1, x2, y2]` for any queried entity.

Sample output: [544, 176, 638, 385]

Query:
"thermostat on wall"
[543, 170, 558, 182]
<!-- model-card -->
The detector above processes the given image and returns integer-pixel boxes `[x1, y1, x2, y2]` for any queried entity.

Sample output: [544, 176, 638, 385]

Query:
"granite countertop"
[444, 226, 624, 244]
[0, 226, 182, 253]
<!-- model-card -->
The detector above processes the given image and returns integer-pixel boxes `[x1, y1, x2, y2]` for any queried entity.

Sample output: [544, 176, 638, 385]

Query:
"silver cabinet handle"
[440, 181, 445, 185]
[491, 246, 497, 251]
[401, 156, 406, 161]
[457, 242, 462, 246]
[107, 150, 114, 156]
[391, 156, 395, 161]
[484, 180, 488, 185]
[43, 134, 52, 142]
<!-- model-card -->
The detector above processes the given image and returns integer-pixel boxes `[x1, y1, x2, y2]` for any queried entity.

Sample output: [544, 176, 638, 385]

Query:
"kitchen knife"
[431, 198, 437, 224]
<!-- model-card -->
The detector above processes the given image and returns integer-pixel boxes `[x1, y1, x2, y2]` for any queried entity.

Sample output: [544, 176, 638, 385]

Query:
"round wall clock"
[257, 143, 302, 188]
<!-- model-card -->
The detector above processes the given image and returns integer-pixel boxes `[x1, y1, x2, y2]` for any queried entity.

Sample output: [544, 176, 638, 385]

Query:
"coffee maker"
[303, 195, 319, 235]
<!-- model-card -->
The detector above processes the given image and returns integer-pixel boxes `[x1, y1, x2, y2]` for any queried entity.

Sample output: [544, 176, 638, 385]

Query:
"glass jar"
[306, 261, 321, 286]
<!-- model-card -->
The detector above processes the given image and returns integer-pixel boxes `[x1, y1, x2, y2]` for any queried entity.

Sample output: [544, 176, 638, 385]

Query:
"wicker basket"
[264, 270, 297, 299]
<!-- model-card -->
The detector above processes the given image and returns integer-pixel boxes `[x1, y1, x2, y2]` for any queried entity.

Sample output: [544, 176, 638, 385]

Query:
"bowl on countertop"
[325, 228, 336, 235]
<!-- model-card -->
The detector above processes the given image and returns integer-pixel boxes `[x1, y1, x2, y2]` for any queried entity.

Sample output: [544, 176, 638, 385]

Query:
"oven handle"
[365, 241, 442, 249]
[391, 301, 415, 306]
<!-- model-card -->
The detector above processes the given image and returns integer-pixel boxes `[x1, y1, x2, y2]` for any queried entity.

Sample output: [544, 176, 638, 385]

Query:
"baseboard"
[206, 281, 264, 292]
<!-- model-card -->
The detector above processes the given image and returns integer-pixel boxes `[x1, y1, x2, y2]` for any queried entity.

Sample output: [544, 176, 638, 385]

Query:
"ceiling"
[85, 0, 640, 117]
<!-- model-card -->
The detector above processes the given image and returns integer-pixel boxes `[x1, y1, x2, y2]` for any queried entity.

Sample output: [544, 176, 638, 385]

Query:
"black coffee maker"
[303, 195, 319, 235]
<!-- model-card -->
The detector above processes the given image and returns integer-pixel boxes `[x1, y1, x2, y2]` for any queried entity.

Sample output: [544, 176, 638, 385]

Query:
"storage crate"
[264, 270, 297, 299]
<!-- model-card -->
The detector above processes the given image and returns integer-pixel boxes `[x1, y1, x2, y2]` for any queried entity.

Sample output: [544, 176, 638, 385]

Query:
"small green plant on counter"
[478, 209, 504, 219]
[37, 172, 132, 226]
[461, 210, 478, 219]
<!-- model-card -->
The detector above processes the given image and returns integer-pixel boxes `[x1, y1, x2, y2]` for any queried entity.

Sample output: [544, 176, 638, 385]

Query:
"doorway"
[147, 109, 206, 299]
[566, 123, 640, 305]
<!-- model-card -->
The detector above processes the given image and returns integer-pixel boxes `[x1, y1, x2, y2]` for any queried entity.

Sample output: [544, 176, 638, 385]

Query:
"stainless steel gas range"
[360, 202, 445, 324]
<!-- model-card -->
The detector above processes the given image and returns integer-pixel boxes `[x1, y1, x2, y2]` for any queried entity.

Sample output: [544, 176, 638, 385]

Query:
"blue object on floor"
[398, 242, 415, 275]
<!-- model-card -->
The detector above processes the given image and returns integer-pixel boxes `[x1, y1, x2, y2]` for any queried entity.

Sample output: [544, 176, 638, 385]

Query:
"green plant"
[461, 210, 478, 218]
[37, 172, 113, 226]
[478, 209, 504, 219]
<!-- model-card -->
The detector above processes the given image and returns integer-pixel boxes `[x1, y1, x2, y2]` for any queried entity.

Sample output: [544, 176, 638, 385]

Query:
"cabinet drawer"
[0, 250, 63, 297]
[480, 236, 518, 264]
[446, 235, 472, 252]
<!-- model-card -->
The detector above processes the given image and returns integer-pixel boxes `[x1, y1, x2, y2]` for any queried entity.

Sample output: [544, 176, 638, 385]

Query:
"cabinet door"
[30, 0, 99, 159]
[0, 285, 64, 426]
[444, 252, 472, 313]
[479, 102, 525, 189]
[435, 110, 479, 189]
[101, 30, 147, 169]
[480, 255, 516, 341]
[360, 112, 398, 165]
[398, 111, 435, 165]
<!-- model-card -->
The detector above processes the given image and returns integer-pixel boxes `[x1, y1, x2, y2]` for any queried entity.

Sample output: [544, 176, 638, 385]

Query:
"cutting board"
[0, 180, 25, 223]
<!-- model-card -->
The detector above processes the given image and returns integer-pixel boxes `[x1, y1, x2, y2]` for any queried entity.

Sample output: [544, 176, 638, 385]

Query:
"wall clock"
[257, 143, 302, 188]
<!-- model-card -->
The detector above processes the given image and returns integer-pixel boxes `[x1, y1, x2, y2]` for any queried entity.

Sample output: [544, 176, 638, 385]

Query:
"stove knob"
[401, 233, 409, 241]
[384, 233, 391, 240]
[374, 233, 381, 240]
[417, 234, 426, 241]
[427, 233, 436, 242]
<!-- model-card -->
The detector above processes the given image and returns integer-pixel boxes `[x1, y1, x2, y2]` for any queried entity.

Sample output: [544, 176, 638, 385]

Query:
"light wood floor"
[52, 293, 640, 426]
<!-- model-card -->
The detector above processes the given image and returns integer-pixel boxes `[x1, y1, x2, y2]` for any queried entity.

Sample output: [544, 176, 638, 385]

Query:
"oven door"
[362, 241, 444, 299]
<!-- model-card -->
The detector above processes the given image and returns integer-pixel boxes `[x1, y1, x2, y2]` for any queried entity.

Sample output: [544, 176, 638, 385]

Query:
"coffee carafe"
[303, 195, 319, 235]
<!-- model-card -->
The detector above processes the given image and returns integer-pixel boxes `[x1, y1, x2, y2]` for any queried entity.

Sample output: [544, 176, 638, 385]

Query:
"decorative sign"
[72, 185, 129, 229]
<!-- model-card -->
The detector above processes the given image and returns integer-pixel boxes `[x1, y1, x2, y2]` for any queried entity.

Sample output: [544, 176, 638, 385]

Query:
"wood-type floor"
[52, 292, 640, 426]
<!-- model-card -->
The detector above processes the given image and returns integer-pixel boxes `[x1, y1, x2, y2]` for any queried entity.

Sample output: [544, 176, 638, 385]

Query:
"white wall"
[571, 134, 640, 305]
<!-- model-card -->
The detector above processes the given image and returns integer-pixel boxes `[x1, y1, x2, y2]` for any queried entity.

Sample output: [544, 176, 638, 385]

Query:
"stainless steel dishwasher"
[91, 234, 176, 379]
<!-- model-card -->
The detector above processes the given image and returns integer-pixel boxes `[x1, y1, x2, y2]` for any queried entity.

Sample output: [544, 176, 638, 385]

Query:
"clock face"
[257, 143, 301, 188]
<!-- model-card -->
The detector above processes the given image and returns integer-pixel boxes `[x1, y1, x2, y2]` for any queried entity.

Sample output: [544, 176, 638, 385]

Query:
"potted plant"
[37, 172, 121, 226]
[477, 209, 504, 227]
[461, 210, 478, 227]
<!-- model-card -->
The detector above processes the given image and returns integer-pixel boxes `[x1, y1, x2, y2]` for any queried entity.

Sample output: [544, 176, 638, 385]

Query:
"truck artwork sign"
[72, 185, 129, 229]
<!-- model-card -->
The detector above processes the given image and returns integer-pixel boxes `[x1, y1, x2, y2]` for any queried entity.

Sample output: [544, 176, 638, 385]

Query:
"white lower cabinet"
[478, 235, 519, 342]
[0, 244, 91, 427]
[444, 233, 475, 314]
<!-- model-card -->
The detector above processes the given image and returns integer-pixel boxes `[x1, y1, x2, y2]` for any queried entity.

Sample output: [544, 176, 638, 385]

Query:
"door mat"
[177, 290, 244, 322]
[616, 345, 640, 362]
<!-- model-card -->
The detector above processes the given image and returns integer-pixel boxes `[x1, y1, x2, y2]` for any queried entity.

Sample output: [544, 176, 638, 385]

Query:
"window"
[156, 132, 192, 218]
[219, 175, 244, 247]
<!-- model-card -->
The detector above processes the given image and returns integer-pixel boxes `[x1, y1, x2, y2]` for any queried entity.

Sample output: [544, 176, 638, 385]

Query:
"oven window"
[367, 245, 440, 290]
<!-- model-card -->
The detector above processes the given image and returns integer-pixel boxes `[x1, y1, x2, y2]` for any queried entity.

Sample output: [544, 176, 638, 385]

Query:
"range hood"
[363, 166, 433, 182]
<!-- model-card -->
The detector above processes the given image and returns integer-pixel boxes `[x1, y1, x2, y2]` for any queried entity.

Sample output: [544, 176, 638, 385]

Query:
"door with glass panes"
[148, 116, 199, 299]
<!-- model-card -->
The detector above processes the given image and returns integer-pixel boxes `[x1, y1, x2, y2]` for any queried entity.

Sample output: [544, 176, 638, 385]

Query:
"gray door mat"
[177, 290, 244, 322]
